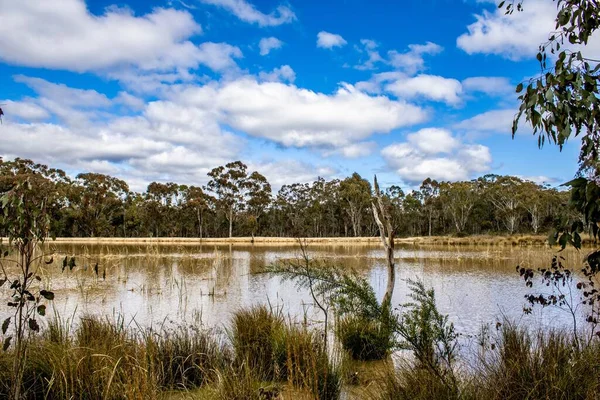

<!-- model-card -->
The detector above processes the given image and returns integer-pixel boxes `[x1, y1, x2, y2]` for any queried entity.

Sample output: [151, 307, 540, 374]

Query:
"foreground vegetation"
[1, 308, 599, 400]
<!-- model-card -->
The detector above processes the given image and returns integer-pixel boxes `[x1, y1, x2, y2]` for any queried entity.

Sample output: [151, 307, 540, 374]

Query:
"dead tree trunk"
[372, 175, 395, 308]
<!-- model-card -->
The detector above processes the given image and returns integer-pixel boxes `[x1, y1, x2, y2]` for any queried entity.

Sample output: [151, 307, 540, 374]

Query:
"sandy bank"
[22, 234, 571, 246]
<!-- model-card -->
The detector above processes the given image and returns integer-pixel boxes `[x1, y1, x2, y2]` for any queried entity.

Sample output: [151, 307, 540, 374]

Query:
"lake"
[2, 241, 587, 340]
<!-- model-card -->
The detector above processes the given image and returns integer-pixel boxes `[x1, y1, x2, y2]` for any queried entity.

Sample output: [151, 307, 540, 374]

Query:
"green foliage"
[1, 157, 577, 238]
[507, 0, 600, 177]
[336, 316, 391, 361]
[394, 279, 458, 390]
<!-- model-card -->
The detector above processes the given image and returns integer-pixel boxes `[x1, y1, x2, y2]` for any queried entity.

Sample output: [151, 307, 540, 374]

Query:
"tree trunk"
[428, 212, 432, 236]
[372, 176, 395, 308]
[229, 208, 233, 238]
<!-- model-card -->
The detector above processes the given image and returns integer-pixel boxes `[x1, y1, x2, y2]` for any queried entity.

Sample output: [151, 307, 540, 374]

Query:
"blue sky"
[0, 0, 590, 192]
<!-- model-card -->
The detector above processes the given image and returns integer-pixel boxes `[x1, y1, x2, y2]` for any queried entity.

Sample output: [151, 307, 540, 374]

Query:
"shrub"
[337, 316, 391, 361]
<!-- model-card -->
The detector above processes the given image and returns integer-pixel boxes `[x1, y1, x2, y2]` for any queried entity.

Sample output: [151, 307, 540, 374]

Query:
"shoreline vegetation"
[2, 309, 599, 400]
[24, 234, 596, 247]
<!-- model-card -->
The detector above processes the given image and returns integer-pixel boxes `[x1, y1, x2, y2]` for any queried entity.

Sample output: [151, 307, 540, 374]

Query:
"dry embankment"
[36, 235, 567, 246]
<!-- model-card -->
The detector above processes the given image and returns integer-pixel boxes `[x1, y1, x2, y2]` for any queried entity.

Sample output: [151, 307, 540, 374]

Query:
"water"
[0, 242, 591, 337]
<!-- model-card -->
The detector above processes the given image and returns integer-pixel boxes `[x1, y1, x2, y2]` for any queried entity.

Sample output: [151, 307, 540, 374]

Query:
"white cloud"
[259, 37, 284, 56]
[407, 128, 459, 154]
[195, 42, 243, 71]
[250, 160, 338, 190]
[317, 31, 347, 49]
[454, 109, 516, 133]
[382, 128, 492, 183]
[388, 42, 443, 75]
[457, 0, 556, 60]
[174, 78, 428, 149]
[0, 0, 206, 72]
[385, 74, 463, 105]
[115, 92, 146, 110]
[355, 39, 385, 70]
[355, 72, 406, 94]
[457, 0, 600, 60]
[258, 65, 296, 83]
[0, 100, 50, 122]
[107, 69, 198, 95]
[14, 75, 112, 108]
[199, 0, 295, 26]
[462, 76, 513, 96]
[323, 142, 377, 158]
[2, 74, 428, 190]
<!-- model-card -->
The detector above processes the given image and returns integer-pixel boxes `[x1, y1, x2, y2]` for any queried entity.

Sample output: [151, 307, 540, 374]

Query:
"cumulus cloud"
[0, 100, 51, 122]
[258, 65, 296, 83]
[457, 0, 556, 60]
[250, 160, 339, 190]
[199, 0, 295, 26]
[15, 75, 112, 108]
[387, 42, 443, 75]
[457, 0, 600, 60]
[195, 42, 243, 71]
[385, 74, 463, 105]
[323, 142, 377, 158]
[173, 78, 428, 148]
[454, 109, 517, 133]
[316, 31, 347, 49]
[2, 73, 429, 191]
[382, 128, 492, 183]
[355, 39, 385, 70]
[259, 37, 284, 56]
[462, 76, 513, 96]
[0, 0, 208, 72]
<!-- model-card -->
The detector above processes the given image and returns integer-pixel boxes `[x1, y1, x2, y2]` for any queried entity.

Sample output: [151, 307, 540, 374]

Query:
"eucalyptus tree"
[182, 185, 212, 239]
[339, 173, 372, 237]
[245, 171, 272, 237]
[207, 161, 272, 238]
[70, 173, 129, 237]
[276, 182, 311, 236]
[507, 0, 600, 237]
[385, 185, 406, 233]
[419, 178, 441, 237]
[439, 181, 477, 234]
[0, 159, 67, 399]
[484, 175, 525, 234]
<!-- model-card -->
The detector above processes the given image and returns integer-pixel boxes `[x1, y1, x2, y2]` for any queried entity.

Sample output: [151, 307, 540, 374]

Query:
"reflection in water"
[0, 243, 588, 338]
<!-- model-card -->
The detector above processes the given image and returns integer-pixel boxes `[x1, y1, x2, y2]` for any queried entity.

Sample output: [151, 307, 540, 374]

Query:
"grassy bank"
[22, 234, 595, 246]
[2, 309, 599, 399]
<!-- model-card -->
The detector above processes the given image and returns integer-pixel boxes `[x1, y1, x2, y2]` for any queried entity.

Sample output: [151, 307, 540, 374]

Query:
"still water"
[1, 242, 591, 337]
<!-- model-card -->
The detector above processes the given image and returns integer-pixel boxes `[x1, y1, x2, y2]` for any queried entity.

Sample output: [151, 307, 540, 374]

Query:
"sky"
[0, 0, 596, 192]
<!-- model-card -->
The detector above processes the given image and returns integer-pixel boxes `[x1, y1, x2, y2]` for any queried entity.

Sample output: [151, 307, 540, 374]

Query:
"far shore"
[13, 234, 581, 247]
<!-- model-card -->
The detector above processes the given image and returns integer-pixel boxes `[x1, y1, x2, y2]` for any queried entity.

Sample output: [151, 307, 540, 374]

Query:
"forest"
[0, 157, 575, 239]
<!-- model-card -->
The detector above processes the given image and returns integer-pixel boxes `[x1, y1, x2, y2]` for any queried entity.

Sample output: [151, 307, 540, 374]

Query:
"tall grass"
[2, 308, 597, 400]
[474, 322, 600, 400]
[0, 315, 228, 399]
[229, 305, 286, 381]
[228, 305, 341, 400]
[373, 322, 600, 400]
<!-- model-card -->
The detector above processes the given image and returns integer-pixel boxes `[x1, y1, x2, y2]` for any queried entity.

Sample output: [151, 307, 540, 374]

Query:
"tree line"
[0, 157, 577, 239]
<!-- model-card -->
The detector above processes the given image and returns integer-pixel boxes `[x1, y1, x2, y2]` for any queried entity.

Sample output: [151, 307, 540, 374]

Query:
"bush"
[337, 316, 391, 361]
